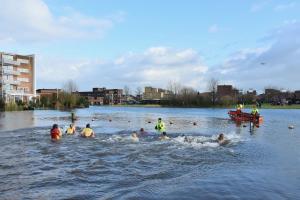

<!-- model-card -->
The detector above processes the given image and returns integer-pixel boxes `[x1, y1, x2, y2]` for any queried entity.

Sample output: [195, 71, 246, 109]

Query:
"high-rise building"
[0, 52, 36, 103]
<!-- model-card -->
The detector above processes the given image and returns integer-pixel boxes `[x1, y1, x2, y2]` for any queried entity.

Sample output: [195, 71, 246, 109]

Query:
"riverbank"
[113, 103, 300, 109]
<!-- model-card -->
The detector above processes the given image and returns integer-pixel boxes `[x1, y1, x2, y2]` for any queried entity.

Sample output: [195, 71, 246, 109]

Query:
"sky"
[0, 0, 300, 93]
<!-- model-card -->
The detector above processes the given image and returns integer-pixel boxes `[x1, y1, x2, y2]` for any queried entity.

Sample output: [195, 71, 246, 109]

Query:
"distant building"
[217, 85, 240, 100]
[143, 86, 172, 100]
[36, 89, 61, 99]
[78, 87, 123, 105]
[247, 89, 257, 96]
[0, 52, 36, 103]
[295, 90, 300, 101]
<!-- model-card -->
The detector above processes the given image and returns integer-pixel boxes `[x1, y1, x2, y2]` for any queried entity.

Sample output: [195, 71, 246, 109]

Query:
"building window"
[17, 77, 29, 82]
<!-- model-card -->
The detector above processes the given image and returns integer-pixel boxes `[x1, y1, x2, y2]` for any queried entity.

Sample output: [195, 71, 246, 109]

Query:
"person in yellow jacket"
[251, 106, 259, 116]
[66, 124, 76, 135]
[81, 124, 95, 138]
[155, 118, 166, 133]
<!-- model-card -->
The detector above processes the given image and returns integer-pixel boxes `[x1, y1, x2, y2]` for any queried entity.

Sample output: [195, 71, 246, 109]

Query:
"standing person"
[236, 103, 243, 116]
[251, 105, 260, 122]
[155, 118, 166, 133]
[50, 124, 62, 141]
[251, 106, 259, 116]
[66, 124, 76, 135]
[81, 124, 95, 138]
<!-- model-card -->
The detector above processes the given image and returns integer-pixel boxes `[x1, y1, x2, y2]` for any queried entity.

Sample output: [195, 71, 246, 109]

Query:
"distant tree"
[124, 85, 130, 101]
[63, 79, 78, 93]
[0, 98, 5, 111]
[167, 81, 182, 95]
[135, 87, 143, 100]
[60, 80, 79, 109]
[207, 78, 218, 106]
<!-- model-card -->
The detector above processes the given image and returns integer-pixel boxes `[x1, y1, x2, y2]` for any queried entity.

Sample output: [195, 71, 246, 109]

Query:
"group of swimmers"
[50, 117, 228, 145]
[50, 123, 95, 140]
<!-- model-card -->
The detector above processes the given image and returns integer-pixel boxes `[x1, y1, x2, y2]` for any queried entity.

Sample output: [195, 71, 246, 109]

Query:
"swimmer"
[65, 124, 76, 135]
[131, 132, 139, 142]
[50, 124, 62, 140]
[139, 128, 147, 136]
[184, 135, 193, 143]
[217, 133, 229, 145]
[159, 132, 170, 141]
[81, 124, 95, 138]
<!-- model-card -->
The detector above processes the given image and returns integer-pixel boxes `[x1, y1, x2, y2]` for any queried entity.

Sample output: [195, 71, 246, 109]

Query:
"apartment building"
[78, 87, 123, 105]
[143, 86, 172, 100]
[0, 52, 35, 103]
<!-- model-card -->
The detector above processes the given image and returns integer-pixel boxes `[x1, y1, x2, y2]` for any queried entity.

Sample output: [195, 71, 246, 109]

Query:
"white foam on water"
[173, 133, 243, 149]
[104, 135, 139, 143]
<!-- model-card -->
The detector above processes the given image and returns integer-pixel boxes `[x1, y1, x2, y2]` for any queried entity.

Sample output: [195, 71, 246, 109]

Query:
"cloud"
[250, 1, 270, 12]
[0, 0, 124, 43]
[274, 2, 296, 11]
[37, 47, 208, 91]
[212, 21, 300, 91]
[208, 24, 220, 33]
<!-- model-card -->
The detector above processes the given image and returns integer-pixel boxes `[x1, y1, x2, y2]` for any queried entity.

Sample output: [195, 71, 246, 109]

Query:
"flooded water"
[0, 106, 300, 199]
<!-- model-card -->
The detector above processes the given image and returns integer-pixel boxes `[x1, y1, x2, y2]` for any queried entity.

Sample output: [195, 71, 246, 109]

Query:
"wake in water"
[95, 131, 243, 150]
[172, 133, 243, 148]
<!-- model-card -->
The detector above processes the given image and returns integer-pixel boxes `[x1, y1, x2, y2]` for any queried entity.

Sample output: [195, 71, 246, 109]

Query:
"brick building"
[0, 52, 36, 103]
[79, 87, 123, 105]
[143, 86, 171, 100]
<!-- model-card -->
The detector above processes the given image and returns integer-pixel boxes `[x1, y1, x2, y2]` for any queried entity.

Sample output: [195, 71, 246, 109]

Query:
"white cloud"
[250, 1, 270, 12]
[0, 0, 123, 43]
[274, 2, 296, 11]
[212, 21, 300, 91]
[37, 47, 209, 91]
[208, 24, 220, 33]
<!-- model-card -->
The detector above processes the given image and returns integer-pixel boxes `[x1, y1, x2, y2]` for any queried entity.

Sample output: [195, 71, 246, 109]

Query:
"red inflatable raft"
[228, 110, 263, 123]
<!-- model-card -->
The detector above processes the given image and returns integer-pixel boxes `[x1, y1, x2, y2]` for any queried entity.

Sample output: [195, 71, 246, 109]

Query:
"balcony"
[0, 79, 20, 85]
[2, 69, 20, 75]
[3, 59, 20, 65]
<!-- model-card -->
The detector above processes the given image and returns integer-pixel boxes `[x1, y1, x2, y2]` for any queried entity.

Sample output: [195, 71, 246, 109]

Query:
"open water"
[0, 106, 299, 199]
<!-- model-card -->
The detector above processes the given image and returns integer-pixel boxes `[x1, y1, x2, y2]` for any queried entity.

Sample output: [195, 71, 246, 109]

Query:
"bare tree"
[167, 81, 182, 95]
[135, 87, 143, 100]
[124, 85, 130, 100]
[63, 79, 78, 94]
[207, 78, 218, 106]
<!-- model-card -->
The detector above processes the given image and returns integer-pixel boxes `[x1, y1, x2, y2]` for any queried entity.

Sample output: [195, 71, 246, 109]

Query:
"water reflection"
[0, 111, 35, 131]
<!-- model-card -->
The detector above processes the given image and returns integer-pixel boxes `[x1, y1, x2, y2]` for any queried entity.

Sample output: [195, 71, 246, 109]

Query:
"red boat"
[228, 110, 263, 123]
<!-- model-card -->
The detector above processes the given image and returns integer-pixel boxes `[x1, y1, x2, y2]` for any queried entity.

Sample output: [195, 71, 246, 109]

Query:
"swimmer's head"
[162, 132, 167, 136]
[218, 133, 224, 140]
[52, 124, 58, 129]
[86, 123, 90, 128]
[140, 128, 144, 132]
[132, 132, 138, 137]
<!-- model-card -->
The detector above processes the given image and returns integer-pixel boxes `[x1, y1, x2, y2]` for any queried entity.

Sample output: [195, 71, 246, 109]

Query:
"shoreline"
[2, 104, 300, 112]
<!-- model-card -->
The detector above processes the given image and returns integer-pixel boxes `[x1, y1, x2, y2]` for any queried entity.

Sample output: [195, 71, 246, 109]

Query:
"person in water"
[131, 132, 139, 142]
[251, 105, 260, 123]
[217, 133, 229, 145]
[159, 132, 170, 141]
[66, 124, 76, 135]
[50, 124, 62, 140]
[251, 106, 259, 116]
[139, 128, 147, 136]
[155, 118, 166, 133]
[81, 124, 95, 138]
